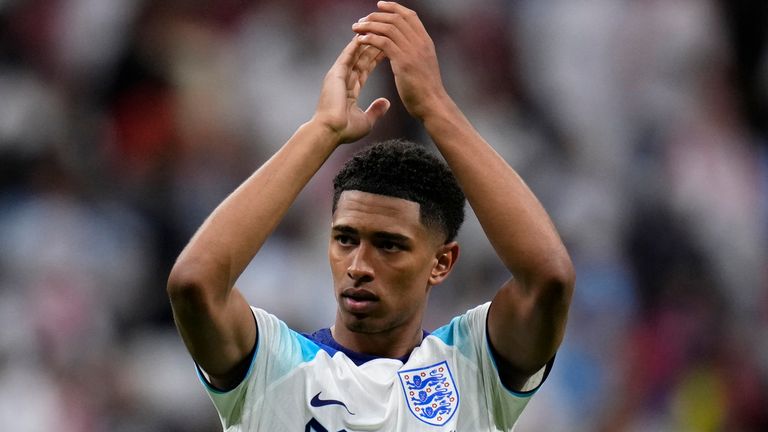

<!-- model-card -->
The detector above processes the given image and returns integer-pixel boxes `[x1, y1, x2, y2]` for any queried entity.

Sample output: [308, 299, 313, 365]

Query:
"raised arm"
[353, 1, 574, 390]
[166, 38, 389, 389]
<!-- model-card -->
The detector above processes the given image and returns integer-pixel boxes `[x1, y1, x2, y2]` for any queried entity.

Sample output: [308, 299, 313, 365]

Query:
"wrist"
[418, 92, 462, 128]
[303, 117, 344, 149]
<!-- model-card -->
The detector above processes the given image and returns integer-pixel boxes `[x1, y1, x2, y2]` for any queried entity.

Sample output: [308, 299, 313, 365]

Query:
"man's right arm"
[167, 38, 389, 389]
[167, 122, 338, 389]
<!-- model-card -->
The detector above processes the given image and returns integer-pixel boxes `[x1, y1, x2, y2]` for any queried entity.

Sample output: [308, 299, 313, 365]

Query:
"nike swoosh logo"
[310, 392, 355, 415]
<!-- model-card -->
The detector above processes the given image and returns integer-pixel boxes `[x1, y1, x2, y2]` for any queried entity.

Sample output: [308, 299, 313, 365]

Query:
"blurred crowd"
[0, 0, 766, 431]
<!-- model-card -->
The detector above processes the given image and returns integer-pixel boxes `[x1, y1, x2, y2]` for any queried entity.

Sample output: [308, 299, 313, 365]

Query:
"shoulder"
[430, 302, 490, 348]
[251, 307, 326, 365]
[429, 302, 553, 394]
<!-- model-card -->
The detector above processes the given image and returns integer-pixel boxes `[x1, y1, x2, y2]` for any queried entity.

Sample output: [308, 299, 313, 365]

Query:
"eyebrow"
[331, 224, 411, 243]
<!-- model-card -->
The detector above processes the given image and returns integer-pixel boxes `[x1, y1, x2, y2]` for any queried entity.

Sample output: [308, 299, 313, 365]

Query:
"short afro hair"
[332, 139, 466, 243]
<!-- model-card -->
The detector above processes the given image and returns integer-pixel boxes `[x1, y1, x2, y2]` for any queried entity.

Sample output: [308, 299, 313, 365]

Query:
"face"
[329, 191, 454, 337]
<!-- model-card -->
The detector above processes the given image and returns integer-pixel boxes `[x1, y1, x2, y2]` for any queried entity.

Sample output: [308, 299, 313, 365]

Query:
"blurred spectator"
[0, 0, 766, 431]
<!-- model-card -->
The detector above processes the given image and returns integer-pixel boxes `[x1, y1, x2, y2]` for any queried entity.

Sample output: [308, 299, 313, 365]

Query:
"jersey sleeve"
[195, 306, 320, 430]
[432, 302, 553, 427]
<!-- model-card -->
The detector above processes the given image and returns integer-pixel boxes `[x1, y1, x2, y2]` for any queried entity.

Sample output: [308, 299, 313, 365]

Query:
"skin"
[329, 190, 457, 358]
[167, 36, 388, 390]
[352, 1, 574, 388]
[168, 1, 574, 393]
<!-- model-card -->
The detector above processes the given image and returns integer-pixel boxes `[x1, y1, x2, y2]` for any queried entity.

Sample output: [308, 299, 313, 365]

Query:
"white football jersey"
[197, 302, 551, 431]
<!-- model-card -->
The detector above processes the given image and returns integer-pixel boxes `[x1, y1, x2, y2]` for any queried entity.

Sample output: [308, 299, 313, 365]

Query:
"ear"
[429, 241, 459, 286]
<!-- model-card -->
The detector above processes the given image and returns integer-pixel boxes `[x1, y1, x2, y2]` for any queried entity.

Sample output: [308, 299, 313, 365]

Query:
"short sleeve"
[432, 302, 553, 429]
[196, 307, 321, 430]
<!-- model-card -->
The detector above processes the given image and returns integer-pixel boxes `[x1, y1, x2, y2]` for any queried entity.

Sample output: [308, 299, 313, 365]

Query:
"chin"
[342, 314, 396, 335]
[343, 318, 380, 334]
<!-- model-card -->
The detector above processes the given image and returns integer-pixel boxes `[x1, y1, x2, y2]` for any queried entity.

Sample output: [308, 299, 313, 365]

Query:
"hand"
[313, 37, 390, 144]
[352, 1, 448, 121]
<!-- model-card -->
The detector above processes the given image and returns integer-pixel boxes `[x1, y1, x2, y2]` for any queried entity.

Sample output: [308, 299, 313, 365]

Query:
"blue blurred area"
[0, 0, 766, 430]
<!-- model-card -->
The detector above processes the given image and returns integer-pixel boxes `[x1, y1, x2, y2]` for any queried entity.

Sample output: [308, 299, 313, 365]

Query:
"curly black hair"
[332, 139, 466, 243]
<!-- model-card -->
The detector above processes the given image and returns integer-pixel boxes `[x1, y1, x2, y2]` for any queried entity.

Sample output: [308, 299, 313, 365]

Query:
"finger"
[355, 11, 417, 42]
[347, 45, 379, 99]
[354, 45, 385, 87]
[335, 37, 362, 70]
[352, 20, 410, 50]
[345, 41, 370, 91]
[376, 1, 414, 16]
[364, 97, 390, 125]
[361, 50, 386, 86]
[356, 42, 383, 66]
[376, 1, 424, 31]
[354, 43, 383, 75]
[355, 32, 403, 60]
[332, 39, 364, 91]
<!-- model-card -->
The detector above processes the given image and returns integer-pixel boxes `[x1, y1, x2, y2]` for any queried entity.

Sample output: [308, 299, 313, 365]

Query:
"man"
[167, 2, 574, 430]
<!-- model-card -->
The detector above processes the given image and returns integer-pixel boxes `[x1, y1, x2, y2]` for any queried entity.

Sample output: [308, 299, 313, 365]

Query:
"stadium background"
[0, 0, 766, 430]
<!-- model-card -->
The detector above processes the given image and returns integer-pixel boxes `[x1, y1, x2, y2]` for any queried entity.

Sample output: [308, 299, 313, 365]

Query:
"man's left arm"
[354, 1, 575, 391]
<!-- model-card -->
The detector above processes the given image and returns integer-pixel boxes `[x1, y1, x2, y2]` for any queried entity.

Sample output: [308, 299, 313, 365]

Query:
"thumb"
[365, 97, 390, 126]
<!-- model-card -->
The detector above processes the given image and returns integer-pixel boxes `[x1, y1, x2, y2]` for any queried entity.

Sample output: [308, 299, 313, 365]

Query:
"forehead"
[332, 190, 425, 235]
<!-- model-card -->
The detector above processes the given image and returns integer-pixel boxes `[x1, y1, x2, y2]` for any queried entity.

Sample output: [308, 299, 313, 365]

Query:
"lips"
[341, 288, 379, 314]
[342, 288, 378, 301]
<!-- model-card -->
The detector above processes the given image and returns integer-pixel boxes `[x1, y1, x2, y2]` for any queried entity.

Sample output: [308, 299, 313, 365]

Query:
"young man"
[167, 2, 574, 430]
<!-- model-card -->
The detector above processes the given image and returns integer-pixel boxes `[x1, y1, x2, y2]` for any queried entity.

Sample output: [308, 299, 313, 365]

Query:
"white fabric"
[197, 302, 548, 431]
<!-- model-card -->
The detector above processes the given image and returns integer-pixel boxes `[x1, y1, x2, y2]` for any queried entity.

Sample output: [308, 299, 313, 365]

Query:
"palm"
[315, 40, 388, 144]
[327, 77, 368, 142]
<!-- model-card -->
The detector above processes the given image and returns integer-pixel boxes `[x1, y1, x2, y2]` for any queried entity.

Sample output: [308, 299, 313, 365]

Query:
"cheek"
[389, 260, 435, 293]
[329, 254, 347, 280]
[328, 244, 347, 265]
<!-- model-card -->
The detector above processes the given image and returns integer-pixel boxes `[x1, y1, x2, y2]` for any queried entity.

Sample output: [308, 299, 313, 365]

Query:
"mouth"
[341, 288, 379, 314]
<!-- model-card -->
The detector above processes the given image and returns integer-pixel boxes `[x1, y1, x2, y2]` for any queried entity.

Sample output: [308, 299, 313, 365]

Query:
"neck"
[331, 320, 424, 359]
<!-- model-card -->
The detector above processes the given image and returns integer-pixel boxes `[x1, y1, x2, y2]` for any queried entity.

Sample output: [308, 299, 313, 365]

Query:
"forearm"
[167, 36, 387, 382]
[171, 121, 339, 292]
[424, 95, 573, 382]
[422, 96, 572, 287]
[352, 0, 572, 385]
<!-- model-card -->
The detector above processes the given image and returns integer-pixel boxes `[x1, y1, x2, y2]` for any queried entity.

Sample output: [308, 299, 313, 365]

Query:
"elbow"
[550, 254, 575, 297]
[166, 257, 220, 306]
[531, 254, 575, 316]
[167, 261, 202, 303]
[520, 259, 575, 368]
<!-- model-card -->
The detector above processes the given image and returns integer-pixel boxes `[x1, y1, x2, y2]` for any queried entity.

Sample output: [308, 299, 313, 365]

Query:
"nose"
[347, 244, 374, 284]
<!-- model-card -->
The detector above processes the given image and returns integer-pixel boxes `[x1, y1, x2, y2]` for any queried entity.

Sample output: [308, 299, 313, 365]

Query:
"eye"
[378, 240, 403, 252]
[335, 234, 357, 246]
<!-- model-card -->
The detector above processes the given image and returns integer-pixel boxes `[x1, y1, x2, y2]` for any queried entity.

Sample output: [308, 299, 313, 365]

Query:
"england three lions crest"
[398, 361, 459, 426]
